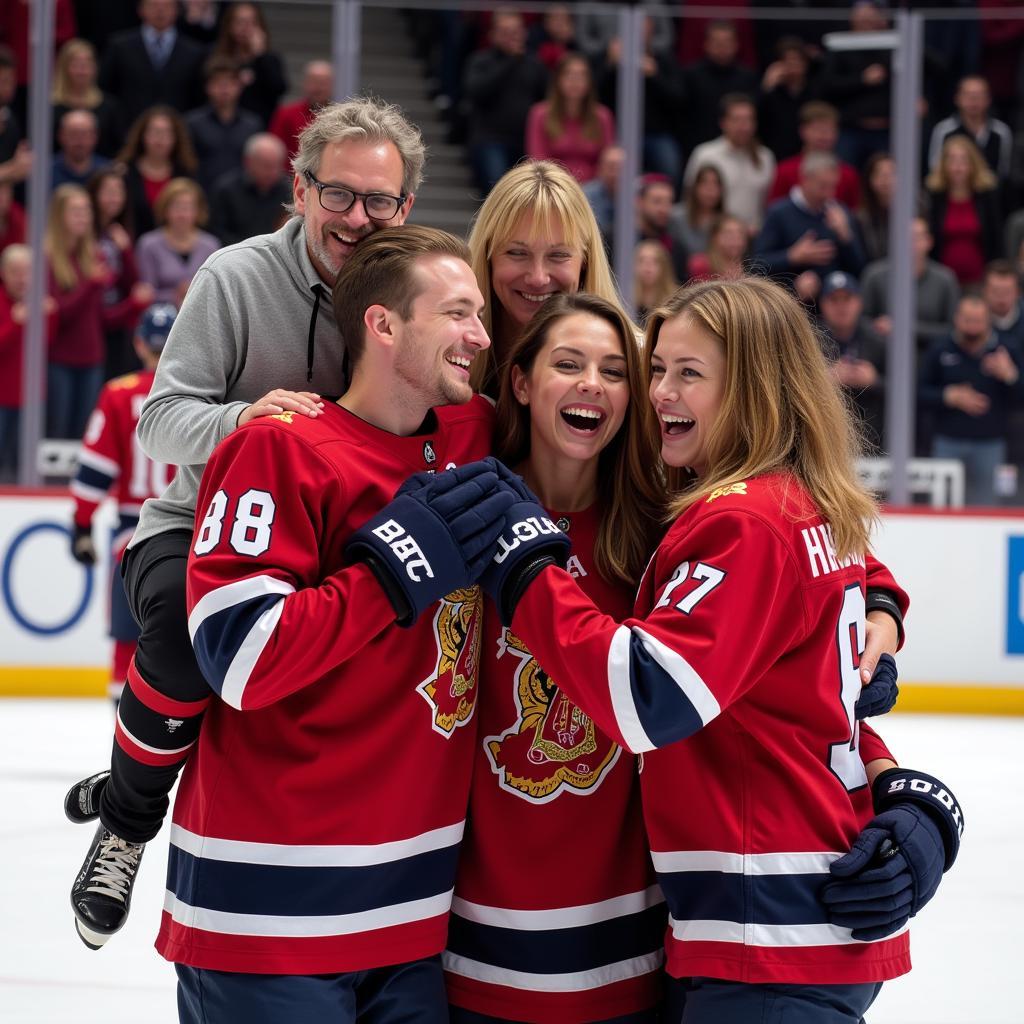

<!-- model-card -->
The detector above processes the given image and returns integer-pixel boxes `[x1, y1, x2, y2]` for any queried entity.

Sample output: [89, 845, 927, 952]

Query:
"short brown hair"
[799, 101, 839, 125]
[332, 225, 471, 368]
[153, 177, 208, 227]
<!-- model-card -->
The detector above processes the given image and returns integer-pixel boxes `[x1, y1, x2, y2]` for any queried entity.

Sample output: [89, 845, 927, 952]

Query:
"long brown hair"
[116, 106, 198, 176]
[645, 277, 876, 560]
[495, 292, 664, 587]
[45, 184, 100, 290]
[214, 2, 273, 60]
[543, 53, 602, 143]
[468, 160, 621, 397]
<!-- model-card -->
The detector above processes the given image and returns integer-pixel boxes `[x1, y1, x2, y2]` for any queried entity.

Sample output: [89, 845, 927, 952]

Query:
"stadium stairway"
[262, 3, 481, 237]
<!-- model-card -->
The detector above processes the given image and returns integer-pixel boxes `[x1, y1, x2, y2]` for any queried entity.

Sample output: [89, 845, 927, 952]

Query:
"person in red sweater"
[525, 52, 614, 183]
[269, 59, 333, 160]
[0, 244, 57, 478]
[0, 179, 24, 250]
[768, 101, 862, 210]
[44, 184, 149, 439]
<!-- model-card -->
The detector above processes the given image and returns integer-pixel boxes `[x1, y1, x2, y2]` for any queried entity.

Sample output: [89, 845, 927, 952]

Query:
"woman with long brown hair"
[212, 1, 287, 125]
[446, 292, 668, 1023]
[524, 52, 615, 183]
[473, 277, 959, 1021]
[633, 238, 678, 322]
[116, 106, 198, 237]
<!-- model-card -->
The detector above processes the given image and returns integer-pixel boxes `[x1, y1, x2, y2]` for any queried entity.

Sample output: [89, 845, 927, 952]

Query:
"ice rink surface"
[1, 699, 1018, 1024]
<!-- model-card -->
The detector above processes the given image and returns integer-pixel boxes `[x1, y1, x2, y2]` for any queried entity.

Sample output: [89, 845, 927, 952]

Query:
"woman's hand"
[862, 610, 899, 684]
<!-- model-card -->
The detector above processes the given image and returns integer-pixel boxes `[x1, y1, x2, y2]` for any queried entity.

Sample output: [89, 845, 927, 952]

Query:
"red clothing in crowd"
[524, 102, 615, 183]
[0, 0, 76, 88]
[939, 197, 985, 285]
[0, 284, 57, 407]
[270, 99, 317, 159]
[0, 198, 26, 251]
[768, 155, 862, 210]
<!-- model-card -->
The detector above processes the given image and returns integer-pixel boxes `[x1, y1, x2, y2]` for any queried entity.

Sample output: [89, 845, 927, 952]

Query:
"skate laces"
[86, 833, 143, 902]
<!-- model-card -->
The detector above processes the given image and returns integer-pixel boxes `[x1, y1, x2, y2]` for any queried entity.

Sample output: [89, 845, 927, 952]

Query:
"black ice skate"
[70, 824, 145, 949]
[63, 770, 110, 824]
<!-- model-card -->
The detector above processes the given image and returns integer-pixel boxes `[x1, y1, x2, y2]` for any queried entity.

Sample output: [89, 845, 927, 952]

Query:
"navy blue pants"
[665, 977, 883, 1023]
[176, 956, 449, 1023]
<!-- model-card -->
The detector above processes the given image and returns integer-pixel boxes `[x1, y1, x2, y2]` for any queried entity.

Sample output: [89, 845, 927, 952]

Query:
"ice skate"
[63, 770, 110, 824]
[70, 823, 145, 949]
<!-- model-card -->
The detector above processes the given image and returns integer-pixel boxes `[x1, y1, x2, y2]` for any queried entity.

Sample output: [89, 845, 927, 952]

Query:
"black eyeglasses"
[304, 171, 406, 221]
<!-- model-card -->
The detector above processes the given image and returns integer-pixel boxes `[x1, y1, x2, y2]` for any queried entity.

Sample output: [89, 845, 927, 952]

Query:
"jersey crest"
[417, 586, 482, 736]
[484, 629, 620, 803]
[270, 411, 296, 424]
[706, 481, 747, 503]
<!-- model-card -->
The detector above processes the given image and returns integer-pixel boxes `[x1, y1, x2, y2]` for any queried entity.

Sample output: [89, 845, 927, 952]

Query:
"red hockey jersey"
[159, 397, 493, 975]
[71, 369, 174, 559]
[511, 473, 912, 986]
[445, 504, 665, 1023]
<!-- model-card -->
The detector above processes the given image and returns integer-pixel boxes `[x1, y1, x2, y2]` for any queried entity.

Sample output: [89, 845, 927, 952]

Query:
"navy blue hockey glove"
[821, 768, 963, 941]
[346, 459, 515, 627]
[854, 653, 899, 719]
[480, 460, 571, 626]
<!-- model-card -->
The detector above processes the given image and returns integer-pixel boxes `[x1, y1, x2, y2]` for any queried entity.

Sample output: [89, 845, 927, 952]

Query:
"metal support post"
[613, 5, 644, 313]
[333, 0, 362, 100]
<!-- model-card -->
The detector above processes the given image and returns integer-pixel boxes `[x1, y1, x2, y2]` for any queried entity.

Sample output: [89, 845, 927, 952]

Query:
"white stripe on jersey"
[164, 887, 453, 937]
[669, 915, 911, 947]
[651, 850, 840, 875]
[451, 884, 664, 931]
[187, 574, 296, 642]
[116, 709, 195, 757]
[170, 821, 465, 868]
[441, 950, 665, 993]
[70, 479, 110, 503]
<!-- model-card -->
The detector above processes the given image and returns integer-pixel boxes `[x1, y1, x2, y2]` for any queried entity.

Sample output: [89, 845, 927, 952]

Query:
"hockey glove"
[346, 459, 515, 627]
[71, 523, 97, 566]
[820, 768, 963, 941]
[854, 652, 899, 719]
[480, 461, 571, 626]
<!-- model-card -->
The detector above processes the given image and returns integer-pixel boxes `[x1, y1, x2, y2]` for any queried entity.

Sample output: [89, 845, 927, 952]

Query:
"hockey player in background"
[469, 277, 962, 1022]
[163, 227, 514, 1021]
[68, 303, 177, 706]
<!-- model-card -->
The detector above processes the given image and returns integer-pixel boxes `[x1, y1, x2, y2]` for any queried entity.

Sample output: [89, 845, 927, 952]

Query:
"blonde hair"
[925, 134, 997, 193]
[633, 240, 678, 317]
[495, 292, 665, 586]
[52, 38, 101, 107]
[45, 184, 100, 291]
[468, 160, 621, 396]
[646, 277, 876, 560]
[154, 177, 208, 227]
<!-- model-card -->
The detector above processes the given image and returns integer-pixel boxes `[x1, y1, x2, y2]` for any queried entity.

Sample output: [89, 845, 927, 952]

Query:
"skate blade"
[75, 918, 113, 950]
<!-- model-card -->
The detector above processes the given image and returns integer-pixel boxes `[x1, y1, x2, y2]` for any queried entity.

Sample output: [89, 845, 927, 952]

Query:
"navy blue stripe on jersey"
[446, 901, 666, 977]
[188, 575, 295, 707]
[71, 461, 116, 501]
[168, 840, 460, 919]
[607, 626, 720, 753]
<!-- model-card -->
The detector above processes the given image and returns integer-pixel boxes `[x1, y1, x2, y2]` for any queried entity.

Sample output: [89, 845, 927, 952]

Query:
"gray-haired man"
[67, 97, 424, 950]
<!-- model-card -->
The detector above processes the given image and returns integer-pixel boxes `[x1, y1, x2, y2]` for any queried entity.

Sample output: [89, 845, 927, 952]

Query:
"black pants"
[99, 530, 210, 843]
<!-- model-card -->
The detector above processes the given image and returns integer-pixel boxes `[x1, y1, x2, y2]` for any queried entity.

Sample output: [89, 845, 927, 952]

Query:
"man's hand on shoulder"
[237, 389, 325, 428]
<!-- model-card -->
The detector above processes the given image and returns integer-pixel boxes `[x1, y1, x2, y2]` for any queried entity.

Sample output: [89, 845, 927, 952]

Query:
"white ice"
[1, 699, 1019, 1024]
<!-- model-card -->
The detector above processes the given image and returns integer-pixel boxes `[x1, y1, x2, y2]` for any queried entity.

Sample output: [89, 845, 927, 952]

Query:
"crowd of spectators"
[1, 0, 1024, 505]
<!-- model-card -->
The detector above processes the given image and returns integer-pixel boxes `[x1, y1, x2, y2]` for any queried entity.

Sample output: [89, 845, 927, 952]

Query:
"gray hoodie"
[132, 216, 344, 547]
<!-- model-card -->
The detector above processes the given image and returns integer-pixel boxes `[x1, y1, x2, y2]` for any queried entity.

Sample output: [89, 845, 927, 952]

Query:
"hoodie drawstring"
[307, 284, 324, 384]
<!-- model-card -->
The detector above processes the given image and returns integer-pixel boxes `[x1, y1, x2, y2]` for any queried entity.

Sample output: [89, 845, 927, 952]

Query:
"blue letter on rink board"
[1009, 537, 1024, 655]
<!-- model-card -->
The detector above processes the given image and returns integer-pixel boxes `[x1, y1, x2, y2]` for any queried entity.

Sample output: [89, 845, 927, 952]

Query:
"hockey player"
[446, 293, 904, 1024]
[165, 226, 514, 1020]
[470, 278, 961, 1022]
[65, 98, 423, 950]
[69, 303, 177, 705]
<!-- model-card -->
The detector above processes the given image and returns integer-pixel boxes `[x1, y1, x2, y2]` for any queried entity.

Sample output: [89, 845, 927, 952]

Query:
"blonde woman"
[924, 135, 1000, 285]
[52, 38, 122, 158]
[468, 159, 622, 397]
[44, 185, 134, 438]
[474, 277, 958, 1021]
[633, 238, 678, 321]
[524, 52, 615, 183]
[135, 178, 220, 306]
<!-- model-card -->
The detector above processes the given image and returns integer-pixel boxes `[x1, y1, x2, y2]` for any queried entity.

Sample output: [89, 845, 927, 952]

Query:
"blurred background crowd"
[2, 0, 1024, 505]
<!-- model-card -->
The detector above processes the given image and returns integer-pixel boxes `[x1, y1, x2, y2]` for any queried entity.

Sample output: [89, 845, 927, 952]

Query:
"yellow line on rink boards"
[0, 667, 107, 697]
[1, 670, 1023, 715]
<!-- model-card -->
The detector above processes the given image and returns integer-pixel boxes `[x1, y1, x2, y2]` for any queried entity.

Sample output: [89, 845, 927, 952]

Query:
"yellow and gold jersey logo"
[270, 410, 296, 424]
[417, 586, 482, 736]
[706, 481, 747, 503]
[483, 630, 620, 802]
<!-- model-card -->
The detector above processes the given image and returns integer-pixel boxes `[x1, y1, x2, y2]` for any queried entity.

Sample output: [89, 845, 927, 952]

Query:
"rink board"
[0, 490, 1022, 712]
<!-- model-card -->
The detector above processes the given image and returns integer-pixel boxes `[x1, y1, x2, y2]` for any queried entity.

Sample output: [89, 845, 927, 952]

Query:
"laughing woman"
[445, 293, 668, 1023]
[478, 277, 962, 1023]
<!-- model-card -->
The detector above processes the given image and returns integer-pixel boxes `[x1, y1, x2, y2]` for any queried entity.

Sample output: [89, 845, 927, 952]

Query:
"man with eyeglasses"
[65, 97, 424, 952]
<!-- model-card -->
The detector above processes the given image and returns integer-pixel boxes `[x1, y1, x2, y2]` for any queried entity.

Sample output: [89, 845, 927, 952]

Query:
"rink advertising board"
[0, 490, 1022, 712]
